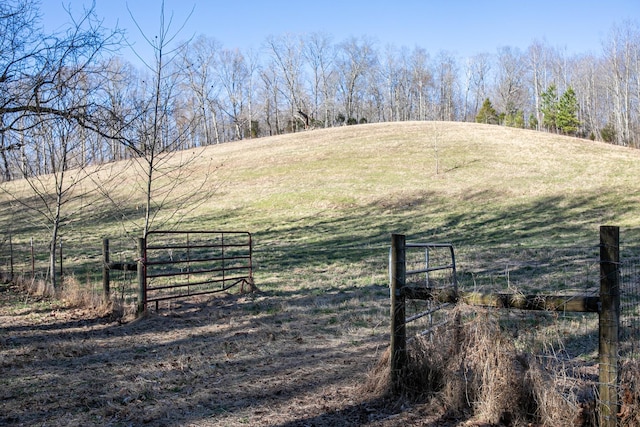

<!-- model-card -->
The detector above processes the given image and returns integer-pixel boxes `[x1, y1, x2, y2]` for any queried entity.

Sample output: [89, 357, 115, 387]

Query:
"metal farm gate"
[138, 230, 254, 312]
[389, 239, 458, 344]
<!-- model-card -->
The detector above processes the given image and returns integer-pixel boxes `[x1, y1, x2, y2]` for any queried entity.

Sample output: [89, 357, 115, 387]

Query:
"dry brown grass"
[14, 275, 51, 296]
[9, 273, 103, 307]
[362, 305, 604, 426]
[0, 283, 397, 426]
[2, 273, 136, 325]
[620, 360, 640, 426]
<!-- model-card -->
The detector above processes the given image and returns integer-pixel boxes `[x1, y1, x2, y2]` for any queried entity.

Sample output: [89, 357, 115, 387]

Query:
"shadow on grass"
[4, 185, 639, 291]
[248, 191, 638, 295]
[3, 184, 640, 425]
[0, 287, 394, 425]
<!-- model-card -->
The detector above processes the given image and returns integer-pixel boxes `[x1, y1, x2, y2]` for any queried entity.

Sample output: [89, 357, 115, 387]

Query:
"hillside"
[194, 120, 640, 234]
[3, 121, 640, 290]
[2, 121, 640, 426]
[227, 121, 640, 286]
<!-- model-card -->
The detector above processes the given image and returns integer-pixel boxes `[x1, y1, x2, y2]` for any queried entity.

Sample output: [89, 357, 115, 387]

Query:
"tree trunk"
[48, 190, 63, 293]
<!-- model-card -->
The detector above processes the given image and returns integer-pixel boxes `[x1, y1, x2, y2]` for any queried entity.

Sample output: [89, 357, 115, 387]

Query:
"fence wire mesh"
[0, 234, 139, 303]
[621, 258, 640, 360]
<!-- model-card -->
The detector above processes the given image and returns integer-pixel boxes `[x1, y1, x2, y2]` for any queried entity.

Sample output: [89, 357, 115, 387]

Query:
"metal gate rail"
[143, 230, 253, 308]
[405, 242, 457, 290]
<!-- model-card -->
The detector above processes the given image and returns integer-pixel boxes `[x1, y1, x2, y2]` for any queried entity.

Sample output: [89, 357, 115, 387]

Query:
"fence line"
[389, 226, 626, 427]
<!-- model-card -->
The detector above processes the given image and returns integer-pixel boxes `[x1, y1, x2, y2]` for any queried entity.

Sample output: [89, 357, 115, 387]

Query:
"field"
[2, 121, 640, 425]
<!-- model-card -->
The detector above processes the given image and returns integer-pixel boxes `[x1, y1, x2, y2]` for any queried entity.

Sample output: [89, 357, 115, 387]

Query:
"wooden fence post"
[59, 240, 63, 287]
[599, 225, 620, 427]
[102, 238, 110, 303]
[137, 237, 146, 317]
[390, 233, 407, 394]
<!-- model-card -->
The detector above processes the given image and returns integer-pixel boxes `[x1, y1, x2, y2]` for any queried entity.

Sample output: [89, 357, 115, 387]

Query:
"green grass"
[2, 121, 640, 295]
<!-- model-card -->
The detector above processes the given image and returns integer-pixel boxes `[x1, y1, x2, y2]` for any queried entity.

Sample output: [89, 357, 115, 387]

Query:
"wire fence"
[0, 235, 139, 301]
[398, 241, 640, 365]
[621, 258, 640, 360]
[2, 233, 640, 362]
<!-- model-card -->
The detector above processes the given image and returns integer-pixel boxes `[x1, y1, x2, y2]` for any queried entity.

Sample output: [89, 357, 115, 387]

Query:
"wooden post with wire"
[389, 227, 622, 419]
[598, 225, 620, 427]
[136, 237, 146, 317]
[102, 238, 110, 303]
[389, 233, 407, 395]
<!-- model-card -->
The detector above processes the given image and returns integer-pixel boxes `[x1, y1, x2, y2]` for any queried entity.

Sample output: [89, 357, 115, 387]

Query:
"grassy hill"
[2, 120, 640, 292]
[2, 121, 640, 426]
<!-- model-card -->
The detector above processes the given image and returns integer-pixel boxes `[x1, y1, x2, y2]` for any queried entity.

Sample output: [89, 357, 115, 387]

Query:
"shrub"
[600, 123, 616, 143]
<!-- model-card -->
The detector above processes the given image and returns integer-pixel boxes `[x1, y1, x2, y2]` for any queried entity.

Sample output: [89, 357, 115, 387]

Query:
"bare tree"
[100, 58, 141, 161]
[463, 53, 491, 122]
[527, 40, 550, 129]
[106, 1, 219, 239]
[495, 46, 527, 124]
[380, 45, 403, 122]
[265, 34, 308, 131]
[243, 48, 261, 138]
[217, 48, 249, 140]
[603, 21, 639, 146]
[336, 36, 377, 123]
[0, 116, 20, 180]
[260, 61, 283, 135]
[0, 1, 124, 291]
[561, 52, 605, 139]
[181, 35, 222, 146]
[0, 0, 123, 139]
[393, 47, 415, 122]
[410, 47, 432, 121]
[3, 115, 106, 292]
[434, 51, 459, 121]
[303, 32, 335, 128]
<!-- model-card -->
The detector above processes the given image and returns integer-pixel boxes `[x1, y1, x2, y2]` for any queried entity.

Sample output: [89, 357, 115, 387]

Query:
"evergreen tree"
[540, 84, 558, 132]
[475, 98, 498, 124]
[601, 122, 617, 143]
[556, 87, 580, 135]
[504, 110, 525, 128]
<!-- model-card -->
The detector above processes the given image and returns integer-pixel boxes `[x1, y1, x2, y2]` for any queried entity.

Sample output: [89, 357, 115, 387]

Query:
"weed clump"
[365, 306, 600, 426]
[3, 273, 136, 321]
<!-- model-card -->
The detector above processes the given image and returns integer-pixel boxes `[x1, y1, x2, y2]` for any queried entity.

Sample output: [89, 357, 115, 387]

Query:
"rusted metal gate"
[139, 230, 254, 312]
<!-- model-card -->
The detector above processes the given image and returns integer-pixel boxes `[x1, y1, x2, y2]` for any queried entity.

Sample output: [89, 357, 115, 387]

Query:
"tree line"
[1, 2, 639, 183]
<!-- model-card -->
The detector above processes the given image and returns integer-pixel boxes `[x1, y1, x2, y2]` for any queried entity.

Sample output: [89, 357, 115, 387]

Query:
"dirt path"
[1, 283, 461, 426]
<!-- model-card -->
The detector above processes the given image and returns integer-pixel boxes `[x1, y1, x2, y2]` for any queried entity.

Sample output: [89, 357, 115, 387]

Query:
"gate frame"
[102, 230, 254, 315]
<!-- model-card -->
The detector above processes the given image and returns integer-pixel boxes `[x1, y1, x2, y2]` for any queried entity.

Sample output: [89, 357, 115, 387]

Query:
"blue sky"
[40, 0, 638, 66]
